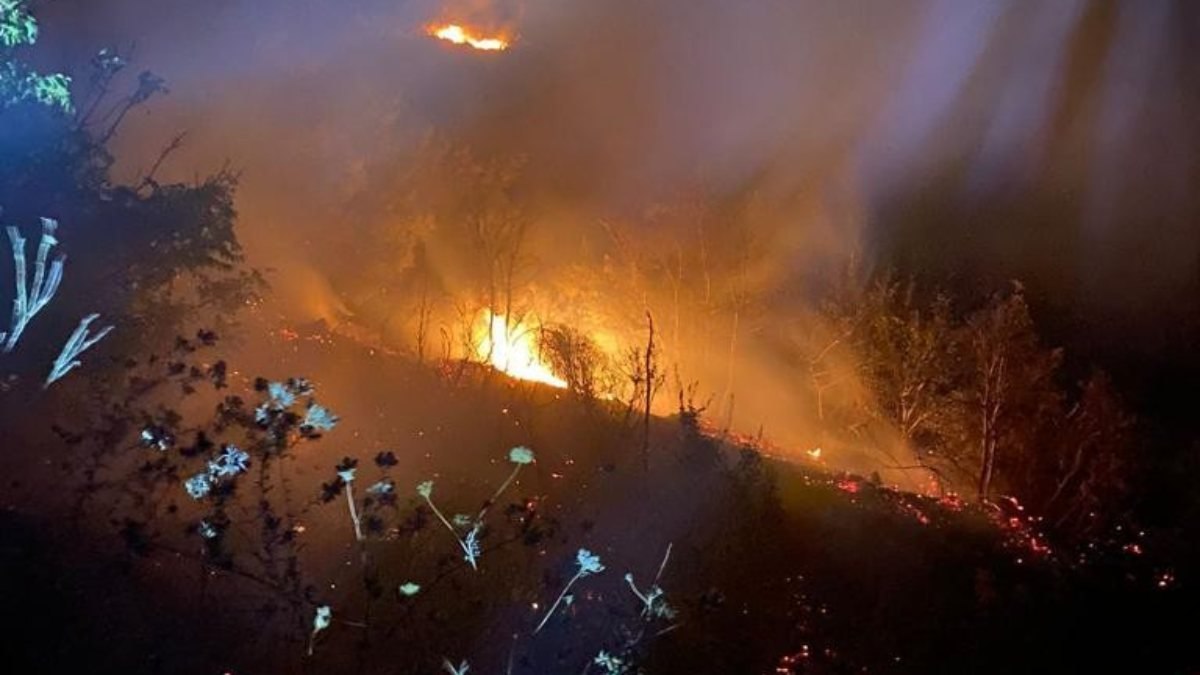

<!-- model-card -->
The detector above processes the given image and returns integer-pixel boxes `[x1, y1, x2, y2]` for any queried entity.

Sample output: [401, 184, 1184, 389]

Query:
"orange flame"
[476, 310, 566, 388]
[427, 23, 511, 51]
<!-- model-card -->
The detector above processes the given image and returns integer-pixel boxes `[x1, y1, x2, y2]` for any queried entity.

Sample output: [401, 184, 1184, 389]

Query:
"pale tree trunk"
[809, 333, 845, 422]
[669, 243, 683, 360]
[978, 433, 997, 501]
[725, 305, 739, 423]
[415, 273, 430, 364]
[642, 311, 656, 472]
[976, 355, 1005, 502]
[698, 229, 712, 370]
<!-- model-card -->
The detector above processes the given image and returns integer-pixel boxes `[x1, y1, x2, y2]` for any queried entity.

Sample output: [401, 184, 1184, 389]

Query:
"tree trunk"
[415, 274, 430, 364]
[725, 305, 739, 423]
[671, 243, 682, 360]
[978, 434, 996, 502]
[642, 311, 655, 472]
[698, 229, 712, 369]
[976, 356, 1005, 502]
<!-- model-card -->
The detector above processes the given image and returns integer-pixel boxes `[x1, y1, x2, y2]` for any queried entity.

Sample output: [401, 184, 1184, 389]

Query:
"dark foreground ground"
[1, 331, 1195, 675]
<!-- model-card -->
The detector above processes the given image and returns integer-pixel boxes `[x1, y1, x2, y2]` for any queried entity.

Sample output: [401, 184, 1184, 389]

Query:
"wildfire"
[427, 23, 511, 51]
[476, 310, 567, 388]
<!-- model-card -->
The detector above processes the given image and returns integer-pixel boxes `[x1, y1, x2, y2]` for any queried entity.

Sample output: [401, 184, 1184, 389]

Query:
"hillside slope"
[0, 326, 1193, 674]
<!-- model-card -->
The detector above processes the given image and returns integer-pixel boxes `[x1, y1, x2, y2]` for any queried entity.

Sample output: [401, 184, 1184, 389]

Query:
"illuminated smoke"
[51, 0, 1200, 479]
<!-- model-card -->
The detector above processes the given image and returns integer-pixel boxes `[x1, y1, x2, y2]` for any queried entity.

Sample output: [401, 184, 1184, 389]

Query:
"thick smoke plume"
[37, 0, 1200, 478]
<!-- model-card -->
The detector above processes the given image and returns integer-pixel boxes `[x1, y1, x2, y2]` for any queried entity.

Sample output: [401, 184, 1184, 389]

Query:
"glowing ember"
[937, 493, 965, 511]
[476, 310, 567, 388]
[806, 447, 822, 460]
[835, 477, 860, 494]
[427, 24, 511, 51]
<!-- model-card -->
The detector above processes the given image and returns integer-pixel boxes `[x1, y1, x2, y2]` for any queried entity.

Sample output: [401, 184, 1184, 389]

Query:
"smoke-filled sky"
[33, 0, 1200, 424]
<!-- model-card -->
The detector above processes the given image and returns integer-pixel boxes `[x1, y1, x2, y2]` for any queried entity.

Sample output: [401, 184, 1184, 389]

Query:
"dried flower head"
[577, 548, 605, 576]
[184, 473, 212, 499]
[367, 480, 394, 495]
[303, 404, 339, 432]
[313, 605, 332, 632]
[266, 381, 296, 409]
[416, 480, 434, 499]
[508, 446, 535, 465]
[208, 445, 250, 477]
[594, 651, 627, 674]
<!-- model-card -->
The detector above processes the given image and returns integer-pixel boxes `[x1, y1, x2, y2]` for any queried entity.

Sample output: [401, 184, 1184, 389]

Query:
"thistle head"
[266, 381, 296, 409]
[367, 480, 394, 495]
[312, 605, 332, 633]
[303, 403, 339, 432]
[576, 548, 604, 576]
[208, 445, 250, 478]
[416, 480, 434, 499]
[335, 456, 358, 483]
[508, 446, 535, 465]
[184, 473, 212, 500]
[594, 651, 626, 674]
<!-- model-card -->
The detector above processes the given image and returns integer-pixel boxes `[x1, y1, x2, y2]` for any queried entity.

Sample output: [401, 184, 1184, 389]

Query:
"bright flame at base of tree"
[476, 311, 567, 388]
[427, 24, 511, 51]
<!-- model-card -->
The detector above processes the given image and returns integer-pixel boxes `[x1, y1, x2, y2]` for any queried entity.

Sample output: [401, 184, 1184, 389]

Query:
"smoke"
[35, 0, 1200, 470]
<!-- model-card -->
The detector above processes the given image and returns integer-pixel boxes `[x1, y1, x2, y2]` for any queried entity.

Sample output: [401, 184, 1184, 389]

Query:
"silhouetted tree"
[539, 323, 612, 401]
[1038, 370, 1134, 534]
[955, 288, 1061, 501]
[852, 277, 957, 445]
[1, 37, 256, 377]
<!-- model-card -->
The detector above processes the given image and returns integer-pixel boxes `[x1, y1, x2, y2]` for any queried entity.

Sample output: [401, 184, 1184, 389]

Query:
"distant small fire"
[427, 23, 511, 51]
[476, 310, 566, 388]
